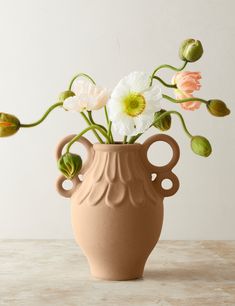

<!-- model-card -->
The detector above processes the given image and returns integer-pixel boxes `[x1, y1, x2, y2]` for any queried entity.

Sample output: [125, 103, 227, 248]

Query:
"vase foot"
[89, 265, 145, 281]
[91, 272, 143, 281]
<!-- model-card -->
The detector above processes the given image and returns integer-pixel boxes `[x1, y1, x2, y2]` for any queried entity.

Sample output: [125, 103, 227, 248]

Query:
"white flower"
[63, 79, 110, 112]
[108, 71, 162, 136]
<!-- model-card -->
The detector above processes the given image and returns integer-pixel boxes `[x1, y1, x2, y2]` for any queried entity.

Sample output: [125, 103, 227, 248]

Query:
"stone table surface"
[0, 240, 235, 306]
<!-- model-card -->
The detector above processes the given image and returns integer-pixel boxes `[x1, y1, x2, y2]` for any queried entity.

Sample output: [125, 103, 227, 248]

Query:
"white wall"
[0, 0, 234, 239]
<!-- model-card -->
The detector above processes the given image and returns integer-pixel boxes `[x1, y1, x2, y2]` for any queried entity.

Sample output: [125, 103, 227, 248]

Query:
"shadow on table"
[143, 263, 234, 282]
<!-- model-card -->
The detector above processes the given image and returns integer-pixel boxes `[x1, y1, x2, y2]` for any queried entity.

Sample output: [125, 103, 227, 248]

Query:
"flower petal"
[112, 114, 135, 136]
[63, 96, 83, 112]
[126, 71, 150, 92]
[133, 113, 154, 134]
[66, 79, 109, 112]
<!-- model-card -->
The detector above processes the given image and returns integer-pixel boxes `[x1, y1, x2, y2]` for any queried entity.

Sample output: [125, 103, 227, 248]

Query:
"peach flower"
[172, 71, 202, 111]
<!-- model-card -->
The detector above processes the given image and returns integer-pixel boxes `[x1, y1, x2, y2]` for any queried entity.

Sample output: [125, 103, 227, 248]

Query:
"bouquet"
[0, 38, 230, 180]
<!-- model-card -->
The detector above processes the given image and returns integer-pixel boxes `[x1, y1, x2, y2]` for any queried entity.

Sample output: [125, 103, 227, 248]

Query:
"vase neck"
[93, 143, 142, 153]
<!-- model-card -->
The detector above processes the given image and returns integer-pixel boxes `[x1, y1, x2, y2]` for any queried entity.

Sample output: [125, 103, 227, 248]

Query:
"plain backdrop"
[0, 0, 234, 239]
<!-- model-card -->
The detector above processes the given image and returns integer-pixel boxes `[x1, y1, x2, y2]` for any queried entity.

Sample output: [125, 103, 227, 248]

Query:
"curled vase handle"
[142, 134, 180, 198]
[55, 135, 94, 198]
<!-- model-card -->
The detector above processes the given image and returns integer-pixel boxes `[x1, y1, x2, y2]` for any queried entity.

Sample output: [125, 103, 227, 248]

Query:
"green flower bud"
[191, 136, 212, 157]
[58, 152, 82, 179]
[58, 90, 75, 102]
[153, 109, 171, 131]
[207, 100, 230, 117]
[179, 39, 203, 62]
[0, 113, 20, 137]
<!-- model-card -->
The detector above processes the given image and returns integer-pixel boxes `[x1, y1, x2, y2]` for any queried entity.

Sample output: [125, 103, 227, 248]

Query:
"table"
[0, 240, 234, 306]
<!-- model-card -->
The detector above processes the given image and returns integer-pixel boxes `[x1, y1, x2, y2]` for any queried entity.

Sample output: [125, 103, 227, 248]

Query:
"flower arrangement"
[0, 39, 230, 180]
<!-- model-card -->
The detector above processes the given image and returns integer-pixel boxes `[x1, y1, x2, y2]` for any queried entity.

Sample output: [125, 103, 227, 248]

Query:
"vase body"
[56, 134, 180, 280]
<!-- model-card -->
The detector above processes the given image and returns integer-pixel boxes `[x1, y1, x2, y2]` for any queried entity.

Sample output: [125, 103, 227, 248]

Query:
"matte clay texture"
[56, 134, 180, 280]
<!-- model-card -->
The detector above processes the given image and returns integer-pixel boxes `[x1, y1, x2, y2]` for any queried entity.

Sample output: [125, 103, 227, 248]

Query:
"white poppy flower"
[108, 71, 162, 136]
[63, 79, 110, 112]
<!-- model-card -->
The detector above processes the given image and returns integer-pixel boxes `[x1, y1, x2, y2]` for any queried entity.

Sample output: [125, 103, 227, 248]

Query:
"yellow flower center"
[123, 93, 146, 117]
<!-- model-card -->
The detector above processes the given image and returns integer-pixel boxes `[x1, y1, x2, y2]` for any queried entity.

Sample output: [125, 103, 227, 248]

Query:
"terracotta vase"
[55, 134, 180, 281]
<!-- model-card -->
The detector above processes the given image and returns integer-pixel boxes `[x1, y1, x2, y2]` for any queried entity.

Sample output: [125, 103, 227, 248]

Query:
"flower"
[108, 71, 162, 136]
[63, 79, 110, 112]
[0, 113, 20, 137]
[172, 71, 202, 111]
[179, 38, 203, 62]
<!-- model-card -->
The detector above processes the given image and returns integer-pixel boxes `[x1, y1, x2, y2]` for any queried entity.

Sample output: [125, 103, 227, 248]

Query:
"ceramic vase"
[56, 134, 180, 280]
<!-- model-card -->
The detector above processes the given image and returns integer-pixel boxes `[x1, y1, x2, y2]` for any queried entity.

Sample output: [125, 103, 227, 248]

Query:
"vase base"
[90, 265, 145, 281]
[91, 272, 143, 281]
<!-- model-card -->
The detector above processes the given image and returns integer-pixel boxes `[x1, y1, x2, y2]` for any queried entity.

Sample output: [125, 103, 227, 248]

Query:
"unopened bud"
[58, 90, 75, 102]
[179, 38, 203, 62]
[191, 136, 212, 157]
[58, 152, 82, 179]
[153, 109, 171, 131]
[207, 100, 230, 117]
[0, 113, 20, 137]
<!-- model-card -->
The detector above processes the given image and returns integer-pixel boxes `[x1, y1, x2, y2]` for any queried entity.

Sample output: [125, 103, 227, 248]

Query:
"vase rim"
[93, 142, 142, 152]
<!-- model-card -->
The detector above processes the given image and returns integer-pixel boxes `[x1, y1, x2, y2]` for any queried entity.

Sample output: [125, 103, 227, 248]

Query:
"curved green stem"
[152, 76, 177, 88]
[68, 73, 114, 143]
[87, 111, 107, 133]
[68, 73, 96, 90]
[129, 110, 192, 144]
[128, 133, 142, 144]
[123, 135, 127, 144]
[66, 125, 110, 153]
[80, 112, 104, 144]
[162, 94, 208, 105]
[87, 110, 109, 143]
[150, 61, 188, 86]
[154, 111, 192, 138]
[107, 121, 114, 144]
[104, 106, 109, 125]
[20, 102, 63, 128]
[104, 106, 114, 143]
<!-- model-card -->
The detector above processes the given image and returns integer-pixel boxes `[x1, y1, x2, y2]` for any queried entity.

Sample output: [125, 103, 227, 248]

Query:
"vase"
[55, 134, 180, 281]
